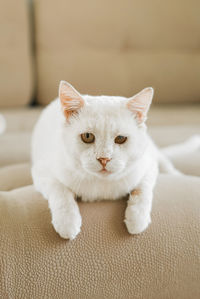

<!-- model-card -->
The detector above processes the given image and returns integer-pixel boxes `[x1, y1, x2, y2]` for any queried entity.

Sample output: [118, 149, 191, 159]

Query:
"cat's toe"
[53, 221, 81, 240]
[124, 206, 151, 235]
[52, 210, 82, 240]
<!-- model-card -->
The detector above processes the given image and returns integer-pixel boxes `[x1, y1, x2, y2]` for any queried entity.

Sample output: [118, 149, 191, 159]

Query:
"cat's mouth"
[99, 168, 111, 175]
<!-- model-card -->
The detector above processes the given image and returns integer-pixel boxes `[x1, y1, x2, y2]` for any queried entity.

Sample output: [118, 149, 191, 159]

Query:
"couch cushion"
[34, 0, 200, 104]
[0, 175, 200, 298]
[0, 0, 33, 107]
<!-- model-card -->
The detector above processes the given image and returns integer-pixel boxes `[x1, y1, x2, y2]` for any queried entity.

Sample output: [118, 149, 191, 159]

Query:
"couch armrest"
[0, 174, 199, 298]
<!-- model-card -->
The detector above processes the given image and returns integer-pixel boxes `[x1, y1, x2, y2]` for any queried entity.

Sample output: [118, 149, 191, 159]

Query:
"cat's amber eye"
[114, 135, 127, 144]
[81, 133, 95, 144]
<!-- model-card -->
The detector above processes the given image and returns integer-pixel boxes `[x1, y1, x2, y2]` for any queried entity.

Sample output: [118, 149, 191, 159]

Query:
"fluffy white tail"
[0, 114, 6, 134]
[162, 135, 200, 158]
[159, 135, 200, 175]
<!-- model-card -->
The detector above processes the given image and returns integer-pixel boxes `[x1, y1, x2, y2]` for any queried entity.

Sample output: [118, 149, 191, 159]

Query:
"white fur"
[31, 84, 166, 239]
[0, 114, 6, 134]
[162, 135, 200, 158]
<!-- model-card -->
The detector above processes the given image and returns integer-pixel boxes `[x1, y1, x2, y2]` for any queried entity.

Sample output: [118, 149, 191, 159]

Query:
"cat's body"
[32, 98, 158, 202]
[31, 81, 175, 239]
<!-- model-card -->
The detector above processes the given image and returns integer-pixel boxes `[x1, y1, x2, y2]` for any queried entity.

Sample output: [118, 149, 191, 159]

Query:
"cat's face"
[60, 81, 153, 180]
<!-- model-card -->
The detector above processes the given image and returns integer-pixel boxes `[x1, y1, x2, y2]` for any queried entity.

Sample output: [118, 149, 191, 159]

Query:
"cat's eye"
[114, 135, 127, 144]
[81, 133, 95, 143]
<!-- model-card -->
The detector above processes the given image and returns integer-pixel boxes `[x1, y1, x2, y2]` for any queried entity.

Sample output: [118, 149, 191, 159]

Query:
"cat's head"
[59, 81, 154, 180]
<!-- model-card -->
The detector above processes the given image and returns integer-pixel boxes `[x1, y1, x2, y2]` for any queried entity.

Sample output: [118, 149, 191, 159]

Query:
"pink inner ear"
[127, 88, 153, 123]
[59, 82, 84, 120]
[127, 99, 147, 122]
[61, 96, 84, 120]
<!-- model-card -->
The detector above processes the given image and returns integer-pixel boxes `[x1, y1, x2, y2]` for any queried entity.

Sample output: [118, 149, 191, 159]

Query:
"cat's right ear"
[59, 81, 84, 121]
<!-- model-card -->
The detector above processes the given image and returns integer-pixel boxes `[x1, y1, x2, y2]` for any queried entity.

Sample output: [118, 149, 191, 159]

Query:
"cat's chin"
[87, 170, 113, 178]
[98, 169, 112, 176]
[84, 168, 123, 180]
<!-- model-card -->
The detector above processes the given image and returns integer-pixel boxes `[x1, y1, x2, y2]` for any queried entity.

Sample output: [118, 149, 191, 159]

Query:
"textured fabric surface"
[0, 0, 33, 107]
[0, 107, 200, 298]
[0, 177, 200, 298]
[34, 0, 200, 104]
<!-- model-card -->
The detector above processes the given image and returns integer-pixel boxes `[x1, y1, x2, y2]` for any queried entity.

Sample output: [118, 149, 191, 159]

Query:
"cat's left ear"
[59, 80, 84, 120]
[127, 87, 154, 124]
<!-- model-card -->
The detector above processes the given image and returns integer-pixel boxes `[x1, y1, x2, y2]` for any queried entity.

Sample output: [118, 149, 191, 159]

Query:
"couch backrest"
[34, 0, 200, 105]
[1, 1, 200, 107]
[0, 0, 33, 108]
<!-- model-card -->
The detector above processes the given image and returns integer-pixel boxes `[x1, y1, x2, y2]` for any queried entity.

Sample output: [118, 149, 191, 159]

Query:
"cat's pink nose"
[97, 157, 111, 167]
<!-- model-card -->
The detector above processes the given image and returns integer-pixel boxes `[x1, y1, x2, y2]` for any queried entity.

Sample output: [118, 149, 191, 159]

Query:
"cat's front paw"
[52, 207, 82, 240]
[124, 205, 151, 235]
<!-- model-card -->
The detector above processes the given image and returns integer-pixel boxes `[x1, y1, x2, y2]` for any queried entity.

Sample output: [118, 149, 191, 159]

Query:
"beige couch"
[0, 1, 200, 298]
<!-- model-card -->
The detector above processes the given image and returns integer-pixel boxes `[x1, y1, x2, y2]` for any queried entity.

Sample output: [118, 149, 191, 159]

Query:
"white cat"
[31, 81, 179, 240]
